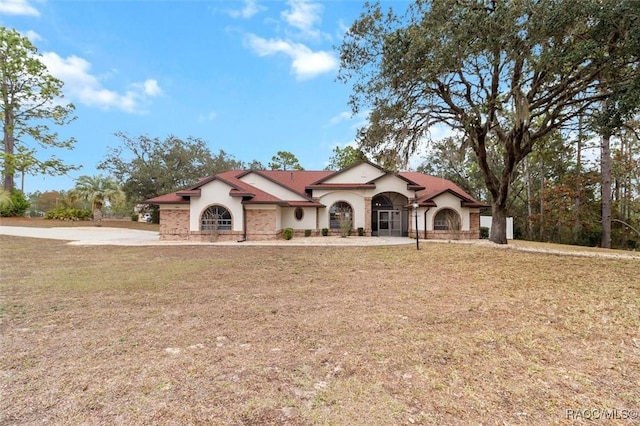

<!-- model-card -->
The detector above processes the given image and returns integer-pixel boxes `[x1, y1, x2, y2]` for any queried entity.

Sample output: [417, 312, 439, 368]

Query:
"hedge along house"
[146, 161, 487, 242]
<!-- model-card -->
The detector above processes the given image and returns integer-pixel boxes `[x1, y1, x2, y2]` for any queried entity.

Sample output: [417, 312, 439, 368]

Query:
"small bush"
[0, 190, 30, 217]
[480, 226, 489, 239]
[321, 228, 328, 236]
[131, 213, 139, 221]
[283, 228, 294, 240]
[357, 227, 364, 236]
[45, 207, 92, 221]
[304, 229, 312, 237]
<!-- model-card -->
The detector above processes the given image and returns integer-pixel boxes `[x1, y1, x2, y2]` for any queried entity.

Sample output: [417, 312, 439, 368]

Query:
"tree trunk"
[93, 206, 103, 227]
[490, 202, 508, 244]
[3, 110, 15, 193]
[572, 114, 583, 243]
[524, 157, 533, 239]
[601, 132, 612, 248]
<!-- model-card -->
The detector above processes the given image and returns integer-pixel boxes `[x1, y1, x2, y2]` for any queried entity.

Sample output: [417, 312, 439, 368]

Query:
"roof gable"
[314, 161, 386, 185]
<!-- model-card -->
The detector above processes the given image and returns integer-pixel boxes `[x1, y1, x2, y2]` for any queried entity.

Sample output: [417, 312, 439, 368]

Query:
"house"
[146, 161, 488, 242]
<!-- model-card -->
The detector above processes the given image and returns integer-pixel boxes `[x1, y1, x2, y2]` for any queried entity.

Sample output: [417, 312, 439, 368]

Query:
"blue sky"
[1, 0, 413, 194]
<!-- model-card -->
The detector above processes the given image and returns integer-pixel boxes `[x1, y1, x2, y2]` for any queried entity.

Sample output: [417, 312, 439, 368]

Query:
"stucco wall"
[322, 163, 384, 184]
[281, 206, 317, 230]
[315, 190, 366, 230]
[189, 180, 243, 232]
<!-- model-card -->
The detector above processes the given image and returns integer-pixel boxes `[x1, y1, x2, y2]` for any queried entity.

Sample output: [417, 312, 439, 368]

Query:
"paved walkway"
[0, 226, 415, 247]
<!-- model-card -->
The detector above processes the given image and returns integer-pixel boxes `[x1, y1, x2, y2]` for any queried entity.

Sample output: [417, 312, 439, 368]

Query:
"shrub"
[357, 227, 364, 236]
[45, 207, 92, 221]
[0, 190, 30, 217]
[321, 228, 329, 236]
[480, 226, 489, 239]
[131, 213, 139, 221]
[304, 229, 312, 237]
[283, 227, 294, 240]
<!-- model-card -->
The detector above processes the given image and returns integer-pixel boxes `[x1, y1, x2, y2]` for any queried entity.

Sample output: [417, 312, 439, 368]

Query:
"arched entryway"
[371, 192, 409, 236]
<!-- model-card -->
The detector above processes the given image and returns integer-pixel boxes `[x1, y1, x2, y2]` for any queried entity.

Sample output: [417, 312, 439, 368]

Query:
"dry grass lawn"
[0, 230, 638, 425]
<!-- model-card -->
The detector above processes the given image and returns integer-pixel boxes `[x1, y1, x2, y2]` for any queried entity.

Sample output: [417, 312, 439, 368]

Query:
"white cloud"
[0, 0, 39, 16]
[245, 34, 337, 80]
[24, 30, 41, 42]
[141, 79, 162, 96]
[198, 110, 218, 122]
[327, 111, 352, 126]
[281, 0, 322, 38]
[229, 0, 264, 19]
[40, 52, 162, 113]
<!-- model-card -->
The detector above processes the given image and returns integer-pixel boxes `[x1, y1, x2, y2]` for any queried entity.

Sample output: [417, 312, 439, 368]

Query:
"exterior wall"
[410, 195, 482, 240]
[426, 192, 470, 230]
[322, 163, 384, 184]
[281, 206, 317, 231]
[245, 207, 280, 240]
[158, 205, 190, 241]
[315, 190, 367, 230]
[189, 180, 243, 232]
[239, 172, 308, 201]
[370, 174, 414, 199]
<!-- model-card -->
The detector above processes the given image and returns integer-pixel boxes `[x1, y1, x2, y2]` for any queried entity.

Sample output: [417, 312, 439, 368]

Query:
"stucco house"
[147, 161, 487, 242]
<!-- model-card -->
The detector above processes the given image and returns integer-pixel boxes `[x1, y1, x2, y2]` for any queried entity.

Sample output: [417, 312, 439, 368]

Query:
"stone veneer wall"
[245, 209, 279, 240]
[159, 208, 190, 241]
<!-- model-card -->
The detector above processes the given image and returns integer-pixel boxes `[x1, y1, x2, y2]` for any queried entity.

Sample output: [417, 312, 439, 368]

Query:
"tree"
[417, 136, 489, 202]
[99, 134, 244, 217]
[268, 151, 304, 170]
[0, 27, 77, 192]
[70, 175, 122, 226]
[325, 146, 368, 170]
[339, 0, 640, 244]
[246, 159, 266, 170]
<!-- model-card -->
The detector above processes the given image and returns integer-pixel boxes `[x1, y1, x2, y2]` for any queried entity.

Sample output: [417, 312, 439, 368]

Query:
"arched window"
[201, 205, 232, 231]
[329, 201, 353, 229]
[294, 207, 304, 221]
[434, 208, 461, 230]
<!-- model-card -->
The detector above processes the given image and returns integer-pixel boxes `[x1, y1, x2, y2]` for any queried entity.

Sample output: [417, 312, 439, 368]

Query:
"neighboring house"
[146, 161, 488, 242]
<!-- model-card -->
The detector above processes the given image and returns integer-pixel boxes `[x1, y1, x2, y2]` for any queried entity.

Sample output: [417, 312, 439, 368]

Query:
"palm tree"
[70, 175, 122, 226]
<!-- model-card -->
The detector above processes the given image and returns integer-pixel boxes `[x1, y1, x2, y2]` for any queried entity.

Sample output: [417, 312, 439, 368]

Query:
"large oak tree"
[339, 0, 640, 244]
[99, 133, 244, 220]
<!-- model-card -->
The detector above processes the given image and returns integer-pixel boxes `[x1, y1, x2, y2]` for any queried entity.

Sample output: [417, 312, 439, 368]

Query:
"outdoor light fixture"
[413, 199, 420, 250]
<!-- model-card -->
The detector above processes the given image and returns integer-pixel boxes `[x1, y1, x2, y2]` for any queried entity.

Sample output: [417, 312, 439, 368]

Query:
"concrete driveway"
[0, 226, 160, 246]
[0, 226, 415, 246]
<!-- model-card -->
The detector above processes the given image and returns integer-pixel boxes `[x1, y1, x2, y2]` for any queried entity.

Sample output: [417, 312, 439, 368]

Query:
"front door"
[377, 210, 402, 236]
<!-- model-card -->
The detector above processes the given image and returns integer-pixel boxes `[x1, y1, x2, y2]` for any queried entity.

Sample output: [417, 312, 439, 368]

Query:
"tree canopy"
[268, 151, 304, 170]
[70, 175, 122, 226]
[324, 146, 367, 170]
[339, 0, 640, 244]
[0, 27, 77, 192]
[99, 133, 244, 206]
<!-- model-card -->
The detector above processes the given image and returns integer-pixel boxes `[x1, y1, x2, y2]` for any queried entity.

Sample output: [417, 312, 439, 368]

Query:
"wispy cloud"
[245, 34, 337, 80]
[281, 0, 322, 39]
[229, 0, 264, 19]
[0, 0, 39, 16]
[40, 52, 162, 113]
[198, 110, 218, 122]
[24, 30, 42, 42]
[327, 111, 352, 126]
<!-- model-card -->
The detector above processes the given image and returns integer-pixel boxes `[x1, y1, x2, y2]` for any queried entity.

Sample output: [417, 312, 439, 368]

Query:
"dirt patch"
[1, 235, 638, 425]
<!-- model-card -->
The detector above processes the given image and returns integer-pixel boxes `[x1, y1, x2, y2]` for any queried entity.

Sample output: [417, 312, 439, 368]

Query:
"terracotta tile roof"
[147, 168, 487, 209]
[145, 193, 189, 204]
[398, 172, 488, 207]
